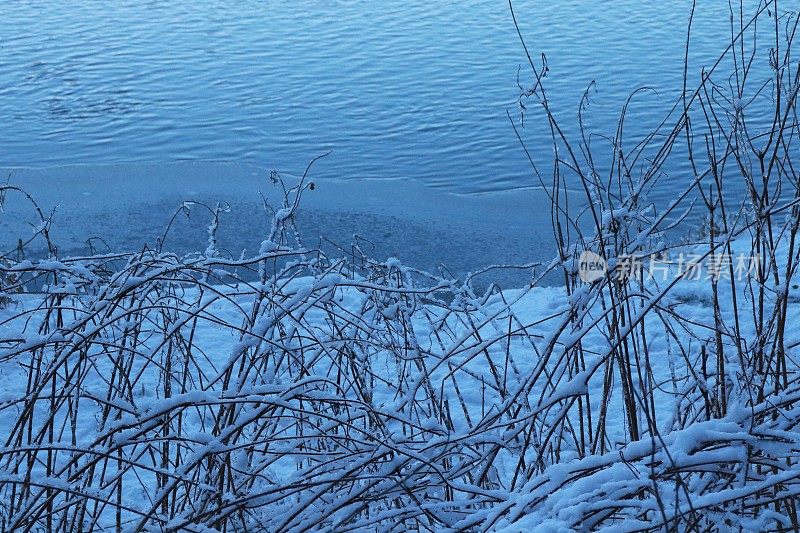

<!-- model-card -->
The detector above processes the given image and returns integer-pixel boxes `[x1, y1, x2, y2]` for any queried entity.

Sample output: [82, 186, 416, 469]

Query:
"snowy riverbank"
[0, 213, 798, 530]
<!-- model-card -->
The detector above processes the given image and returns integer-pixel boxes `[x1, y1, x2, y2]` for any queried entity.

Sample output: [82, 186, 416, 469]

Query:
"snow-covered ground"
[1, 222, 798, 530]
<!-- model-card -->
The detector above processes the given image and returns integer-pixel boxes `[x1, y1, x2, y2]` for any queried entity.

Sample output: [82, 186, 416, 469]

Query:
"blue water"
[0, 1, 764, 195]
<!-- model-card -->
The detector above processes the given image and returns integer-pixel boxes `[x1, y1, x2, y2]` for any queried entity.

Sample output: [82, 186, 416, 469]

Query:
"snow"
[0, 226, 798, 530]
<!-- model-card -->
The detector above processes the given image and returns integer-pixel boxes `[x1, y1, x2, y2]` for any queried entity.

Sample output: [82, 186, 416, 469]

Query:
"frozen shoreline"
[0, 161, 564, 286]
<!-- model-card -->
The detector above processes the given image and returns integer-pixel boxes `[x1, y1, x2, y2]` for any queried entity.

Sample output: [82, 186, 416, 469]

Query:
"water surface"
[0, 1, 765, 193]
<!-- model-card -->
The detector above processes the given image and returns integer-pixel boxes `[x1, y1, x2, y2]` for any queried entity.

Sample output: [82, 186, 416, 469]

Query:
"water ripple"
[0, 0, 773, 198]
